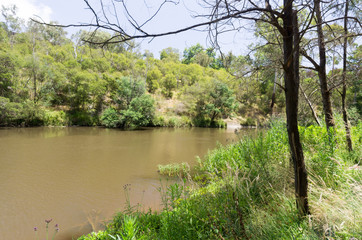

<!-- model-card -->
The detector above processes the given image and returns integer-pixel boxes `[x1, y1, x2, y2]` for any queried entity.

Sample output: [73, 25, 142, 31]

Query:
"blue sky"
[0, 0, 254, 57]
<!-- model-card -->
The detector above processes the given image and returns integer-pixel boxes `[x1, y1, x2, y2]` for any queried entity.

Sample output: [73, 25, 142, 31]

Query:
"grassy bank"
[78, 118, 361, 240]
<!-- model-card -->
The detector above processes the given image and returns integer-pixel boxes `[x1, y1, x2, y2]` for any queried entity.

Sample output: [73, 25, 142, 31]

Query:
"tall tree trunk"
[270, 68, 278, 116]
[283, 1, 309, 215]
[301, 85, 321, 126]
[315, 0, 335, 129]
[32, 36, 37, 104]
[342, 0, 353, 151]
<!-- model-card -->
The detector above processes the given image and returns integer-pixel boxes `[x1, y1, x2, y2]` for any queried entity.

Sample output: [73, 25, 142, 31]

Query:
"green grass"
[158, 163, 191, 177]
[78, 118, 362, 240]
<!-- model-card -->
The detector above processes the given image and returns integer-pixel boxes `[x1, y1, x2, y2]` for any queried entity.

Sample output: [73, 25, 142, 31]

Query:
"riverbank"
[78, 118, 361, 240]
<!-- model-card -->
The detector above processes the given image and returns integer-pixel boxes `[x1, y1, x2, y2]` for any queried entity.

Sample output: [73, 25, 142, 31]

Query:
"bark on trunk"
[270, 68, 278, 116]
[32, 40, 37, 104]
[301, 86, 321, 126]
[342, 0, 353, 151]
[283, 1, 309, 215]
[315, 0, 335, 129]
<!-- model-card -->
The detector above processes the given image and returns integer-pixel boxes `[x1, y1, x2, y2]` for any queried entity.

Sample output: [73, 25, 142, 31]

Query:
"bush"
[240, 117, 256, 127]
[192, 117, 226, 128]
[0, 98, 45, 126]
[0, 97, 23, 126]
[120, 94, 155, 128]
[100, 107, 120, 128]
[67, 110, 97, 126]
[43, 110, 68, 126]
[151, 115, 166, 127]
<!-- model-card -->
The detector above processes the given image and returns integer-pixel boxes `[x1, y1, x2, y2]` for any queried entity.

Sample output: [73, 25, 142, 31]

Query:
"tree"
[349, 45, 362, 115]
[37, 0, 314, 215]
[102, 76, 155, 129]
[301, 0, 335, 130]
[1, 5, 23, 46]
[160, 73, 177, 98]
[146, 67, 162, 93]
[0, 50, 16, 98]
[182, 44, 205, 64]
[192, 80, 237, 124]
[120, 94, 155, 128]
[112, 77, 146, 109]
[160, 47, 180, 62]
[341, 0, 353, 151]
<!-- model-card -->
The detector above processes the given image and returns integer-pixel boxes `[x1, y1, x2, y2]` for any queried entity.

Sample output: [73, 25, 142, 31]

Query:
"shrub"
[43, 110, 68, 126]
[240, 117, 256, 126]
[192, 117, 226, 128]
[100, 107, 120, 128]
[0, 98, 45, 126]
[120, 94, 155, 128]
[67, 110, 97, 126]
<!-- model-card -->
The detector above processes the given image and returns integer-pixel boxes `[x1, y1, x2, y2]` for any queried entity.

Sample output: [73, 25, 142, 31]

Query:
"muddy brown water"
[0, 126, 254, 239]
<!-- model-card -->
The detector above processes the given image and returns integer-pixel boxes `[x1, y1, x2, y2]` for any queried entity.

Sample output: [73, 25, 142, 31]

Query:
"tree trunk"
[32, 36, 37, 104]
[301, 86, 321, 126]
[342, 0, 353, 151]
[315, 0, 335, 129]
[283, 1, 309, 215]
[270, 68, 278, 116]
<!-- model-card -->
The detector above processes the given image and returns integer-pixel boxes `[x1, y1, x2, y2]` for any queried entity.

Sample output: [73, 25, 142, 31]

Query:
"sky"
[0, 0, 254, 57]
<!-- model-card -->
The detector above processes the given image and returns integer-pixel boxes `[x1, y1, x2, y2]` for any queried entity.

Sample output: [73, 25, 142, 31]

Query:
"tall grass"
[157, 163, 191, 177]
[78, 119, 361, 240]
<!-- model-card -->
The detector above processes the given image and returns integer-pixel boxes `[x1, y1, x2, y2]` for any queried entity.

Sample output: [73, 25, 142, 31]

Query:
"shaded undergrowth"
[78, 118, 361, 240]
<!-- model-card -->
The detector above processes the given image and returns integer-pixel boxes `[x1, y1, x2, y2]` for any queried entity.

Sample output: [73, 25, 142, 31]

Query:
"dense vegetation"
[78, 119, 361, 240]
[0, 7, 239, 128]
[1, 6, 360, 129]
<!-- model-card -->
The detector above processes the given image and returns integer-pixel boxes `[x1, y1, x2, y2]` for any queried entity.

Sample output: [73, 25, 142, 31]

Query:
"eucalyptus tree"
[301, 0, 361, 132]
[334, 0, 362, 151]
[1, 5, 23, 46]
[35, 0, 314, 215]
[341, 0, 352, 151]
[160, 47, 180, 62]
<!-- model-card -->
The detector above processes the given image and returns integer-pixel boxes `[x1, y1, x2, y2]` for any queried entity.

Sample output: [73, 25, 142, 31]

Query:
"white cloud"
[0, 0, 52, 22]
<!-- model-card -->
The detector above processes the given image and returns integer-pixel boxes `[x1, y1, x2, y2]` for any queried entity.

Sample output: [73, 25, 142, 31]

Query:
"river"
[0, 126, 254, 239]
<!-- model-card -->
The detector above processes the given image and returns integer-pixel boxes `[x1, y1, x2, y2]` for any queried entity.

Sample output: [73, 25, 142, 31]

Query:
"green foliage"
[158, 163, 190, 177]
[0, 50, 17, 98]
[160, 74, 177, 98]
[0, 97, 45, 126]
[0, 97, 23, 126]
[77, 231, 108, 240]
[43, 110, 67, 126]
[112, 77, 146, 109]
[160, 47, 180, 62]
[113, 215, 145, 240]
[100, 107, 120, 128]
[182, 44, 221, 69]
[190, 80, 237, 126]
[349, 45, 362, 115]
[182, 44, 204, 65]
[240, 117, 257, 126]
[0, 6, 358, 135]
[120, 94, 155, 128]
[191, 117, 226, 128]
[67, 110, 97, 126]
[146, 67, 161, 93]
[100, 77, 156, 129]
